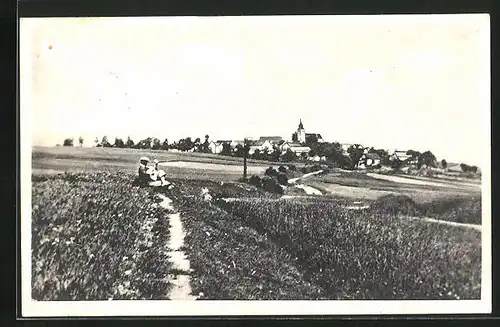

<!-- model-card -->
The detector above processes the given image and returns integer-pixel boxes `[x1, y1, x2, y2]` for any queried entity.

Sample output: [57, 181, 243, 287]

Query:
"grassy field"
[30, 146, 483, 300]
[32, 146, 285, 181]
[32, 172, 173, 300]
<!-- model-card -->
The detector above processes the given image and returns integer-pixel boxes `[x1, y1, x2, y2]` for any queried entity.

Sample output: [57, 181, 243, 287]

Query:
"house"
[391, 150, 412, 162]
[258, 136, 283, 145]
[360, 153, 381, 167]
[208, 141, 224, 154]
[308, 155, 326, 162]
[280, 142, 311, 155]
[341, 143, 353, 155]
[247, 139, 274, 155]
[280, 142, 298, 153]
[447, 164, 463, 173]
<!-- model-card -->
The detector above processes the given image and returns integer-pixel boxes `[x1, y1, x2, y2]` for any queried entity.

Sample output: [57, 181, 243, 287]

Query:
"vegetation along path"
[157, 193, 198, 300]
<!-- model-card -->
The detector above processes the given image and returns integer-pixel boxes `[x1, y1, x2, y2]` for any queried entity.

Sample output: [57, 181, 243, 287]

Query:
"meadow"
[29, 146, 483, 300]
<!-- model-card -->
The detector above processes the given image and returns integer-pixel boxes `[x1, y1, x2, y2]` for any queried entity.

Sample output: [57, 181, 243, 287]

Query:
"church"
[291, 119, 324, 144]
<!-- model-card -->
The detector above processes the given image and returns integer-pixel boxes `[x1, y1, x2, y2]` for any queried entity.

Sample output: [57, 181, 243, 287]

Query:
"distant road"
[366, 173, 480, 191]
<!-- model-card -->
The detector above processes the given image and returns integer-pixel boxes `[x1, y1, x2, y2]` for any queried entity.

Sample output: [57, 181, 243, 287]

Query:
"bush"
[261, 176, 283, 194]
[277, 172, 288, 186]
[265, 166, 278, 177]
[278, 165, 287, 173]
[248, 175, 262, 188]
[288, 164, 297, 171]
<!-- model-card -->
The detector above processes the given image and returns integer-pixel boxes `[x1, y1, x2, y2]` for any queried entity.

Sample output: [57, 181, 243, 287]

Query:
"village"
[70, 118, 473, 173]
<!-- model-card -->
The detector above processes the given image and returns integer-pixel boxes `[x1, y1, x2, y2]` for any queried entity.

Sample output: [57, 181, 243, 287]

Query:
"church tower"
[297, 119, 306, 143]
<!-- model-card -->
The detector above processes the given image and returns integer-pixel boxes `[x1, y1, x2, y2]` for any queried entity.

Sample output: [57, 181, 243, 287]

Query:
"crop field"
[32, 172, 173, 300]
[167, 181, 481, 300]
[29, 147, 483, 301]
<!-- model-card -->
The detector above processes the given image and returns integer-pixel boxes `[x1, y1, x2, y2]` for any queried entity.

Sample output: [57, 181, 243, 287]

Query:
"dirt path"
[157, 194, 198, 300]
[402, 215, 482, 232]
[295, 184, 322, 195]
[288, 170, 324, 184]
[366, 173, 478, 190]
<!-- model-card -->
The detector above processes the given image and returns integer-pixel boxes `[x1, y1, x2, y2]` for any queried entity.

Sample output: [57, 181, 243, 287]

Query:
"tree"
[125, 136, 135, 148]
[323, 142, 343, 164]
[202, 135, 210, 153]
[151, 138, 162, 150]
[114, 137, 125, 148]
[305, 134, 318, 146]
[220, 142, 232, 156]
[418, 150, 437, 168]
[78, 136, 84, 147]
[460, 163, 477, 173]
[63, 138, 74, 147]
[338, 155, 353, 170]
[347, 144, 365, 169]
[177, 137, 194, 152]
[101, 136, 112, 148]
[136, 137, 152, 149]
[161, 138, 169, 151]
[94, 137, 100, 147]
[234, 144, 245, 157]
[370, 148, 390, 166]
[309, 149, 317, 157]
[392, 158, 404, 170]
[441, 159, 448, 169]
[281, 149, 298, 162]
[271, 147, 281, 162]
[252, 149, 262, 160]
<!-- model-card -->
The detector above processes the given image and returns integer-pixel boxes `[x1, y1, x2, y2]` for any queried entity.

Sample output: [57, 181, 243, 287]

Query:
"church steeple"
[298, 119, 304, 130]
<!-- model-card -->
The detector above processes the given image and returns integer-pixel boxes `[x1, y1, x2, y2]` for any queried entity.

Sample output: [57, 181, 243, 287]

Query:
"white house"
[359, 153, 381, 167]
[391, 150, 411, 162]
[308, 155, 326, 162]
[248, 139, 273, 155]
[208, 141, 224, 154]
[280, 142, 311, 156]
[341, 143, 353, 155]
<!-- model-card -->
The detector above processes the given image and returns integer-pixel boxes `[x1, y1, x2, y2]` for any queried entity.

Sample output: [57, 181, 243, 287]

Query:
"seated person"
[138, 157, 153, 183]
[138, 157, 171, 187]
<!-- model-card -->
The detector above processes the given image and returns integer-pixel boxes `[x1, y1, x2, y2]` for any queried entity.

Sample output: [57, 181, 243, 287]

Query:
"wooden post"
[243, 138, 248, 179]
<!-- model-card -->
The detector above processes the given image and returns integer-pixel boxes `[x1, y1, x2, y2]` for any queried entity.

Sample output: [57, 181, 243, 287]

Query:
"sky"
[20, 15, 490, 165]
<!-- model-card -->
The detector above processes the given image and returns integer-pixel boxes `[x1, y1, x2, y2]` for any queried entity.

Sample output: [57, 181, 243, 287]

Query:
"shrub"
[248, 175, 262, 188]
[278, 165, 287, 173]
[288, 164, 297, 171]
[265, 166, 278, 177]
[261, 176, 283, 194]
[277, 172, 289, 186]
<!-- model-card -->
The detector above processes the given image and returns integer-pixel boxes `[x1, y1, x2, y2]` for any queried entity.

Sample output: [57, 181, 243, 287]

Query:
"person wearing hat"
[138, 157, 172, 188]
[138, 157, 153, 183]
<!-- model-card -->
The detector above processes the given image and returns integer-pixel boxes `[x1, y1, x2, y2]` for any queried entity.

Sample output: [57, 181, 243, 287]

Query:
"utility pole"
[243, 138, 249, 179]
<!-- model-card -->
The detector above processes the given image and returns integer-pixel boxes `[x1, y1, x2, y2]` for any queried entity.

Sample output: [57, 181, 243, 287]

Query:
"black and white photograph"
[20, 14, 491, 316]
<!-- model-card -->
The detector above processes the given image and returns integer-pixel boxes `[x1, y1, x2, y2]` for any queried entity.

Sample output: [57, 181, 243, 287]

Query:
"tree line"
[61, 135, 477, 173]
